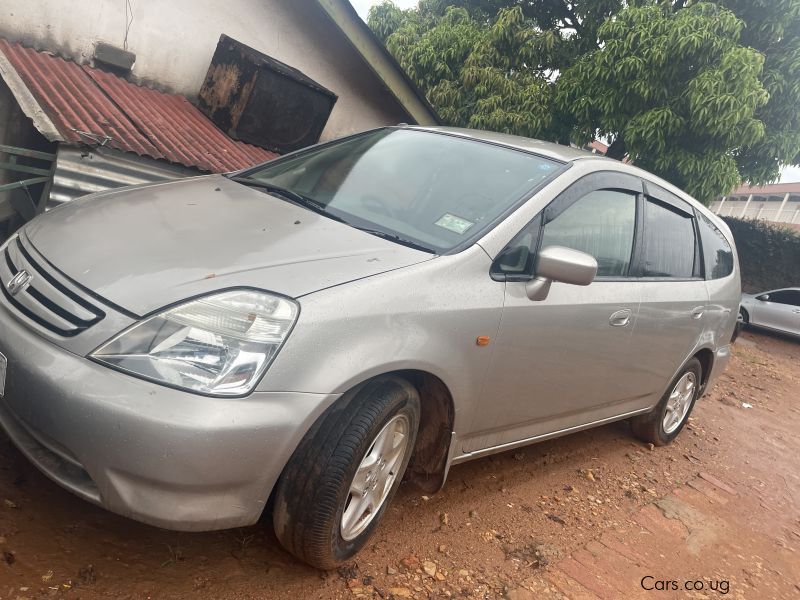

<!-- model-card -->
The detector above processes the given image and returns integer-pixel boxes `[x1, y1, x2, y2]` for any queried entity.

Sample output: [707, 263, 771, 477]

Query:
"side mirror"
[757, 294, 769, 302]
[525, 245, 598, 301]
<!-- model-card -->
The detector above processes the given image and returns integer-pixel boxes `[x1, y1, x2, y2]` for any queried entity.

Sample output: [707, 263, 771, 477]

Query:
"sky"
[779, 165, 800, 183]
[351, 0, 418, 18]
[350, 1, 798, 183]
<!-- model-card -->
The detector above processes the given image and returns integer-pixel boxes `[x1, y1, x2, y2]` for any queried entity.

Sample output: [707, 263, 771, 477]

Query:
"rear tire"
[630, 358, 702, 446]
[273, 376, 420, 569]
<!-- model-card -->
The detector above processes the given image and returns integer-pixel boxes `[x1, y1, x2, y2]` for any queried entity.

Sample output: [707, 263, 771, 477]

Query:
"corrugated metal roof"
[51, 146, 198, 207]
[0, 39, 278, 172]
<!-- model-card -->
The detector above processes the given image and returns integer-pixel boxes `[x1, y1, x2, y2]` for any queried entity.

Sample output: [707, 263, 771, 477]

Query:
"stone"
[422, 561, 437, 577]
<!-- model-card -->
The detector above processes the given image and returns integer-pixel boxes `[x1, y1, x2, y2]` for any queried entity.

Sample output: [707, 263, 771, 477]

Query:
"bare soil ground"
[1, 329, 798, 599]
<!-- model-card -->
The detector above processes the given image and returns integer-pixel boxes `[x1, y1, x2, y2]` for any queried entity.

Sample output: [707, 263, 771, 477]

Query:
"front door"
[463, 182, 645, 454]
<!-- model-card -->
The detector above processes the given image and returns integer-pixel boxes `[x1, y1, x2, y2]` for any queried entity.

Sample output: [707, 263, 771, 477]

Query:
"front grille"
[0, 234, 105, 336]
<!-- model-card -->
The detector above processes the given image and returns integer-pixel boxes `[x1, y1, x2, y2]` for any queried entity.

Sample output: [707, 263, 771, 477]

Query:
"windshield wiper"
[352, 227, 436, 254]
[228, 175, 435, 254]
[226, 176, 344, 221]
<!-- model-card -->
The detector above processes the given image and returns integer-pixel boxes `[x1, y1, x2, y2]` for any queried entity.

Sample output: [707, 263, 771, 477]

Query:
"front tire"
[273, 376, 420, 569]
[630, 358, 702, 446]
[738, 307, 749, 325]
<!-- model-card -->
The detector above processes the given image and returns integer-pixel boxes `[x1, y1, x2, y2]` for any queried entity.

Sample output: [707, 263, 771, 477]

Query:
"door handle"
[691, 306, 705, 319]
[793, 309, 800, 314]
[609, 309, 632, 327]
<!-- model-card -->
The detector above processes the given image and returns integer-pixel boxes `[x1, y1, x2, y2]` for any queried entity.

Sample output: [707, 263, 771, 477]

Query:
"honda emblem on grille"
[7, 270, 32, 297]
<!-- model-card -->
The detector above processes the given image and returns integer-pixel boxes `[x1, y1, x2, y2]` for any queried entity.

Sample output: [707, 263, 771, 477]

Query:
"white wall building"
[0, 0, 437, 141]
[710, 183, 800, 227]
[0, 0, 438, 234]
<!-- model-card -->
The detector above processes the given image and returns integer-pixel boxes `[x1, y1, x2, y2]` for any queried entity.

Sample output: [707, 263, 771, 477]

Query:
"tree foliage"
[371, 3, 556, 137]
[556, 2, 768, 202]
[718, 0, 800, 184]
[368, 0, 800, 203]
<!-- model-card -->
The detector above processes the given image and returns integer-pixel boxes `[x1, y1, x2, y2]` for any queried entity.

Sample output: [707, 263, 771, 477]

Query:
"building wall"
[710, 196, 800, 225]
[0, 0, 409, 141]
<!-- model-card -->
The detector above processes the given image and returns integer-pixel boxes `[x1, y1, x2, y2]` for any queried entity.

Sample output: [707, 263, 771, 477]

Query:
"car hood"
[25, 175, 433, 316]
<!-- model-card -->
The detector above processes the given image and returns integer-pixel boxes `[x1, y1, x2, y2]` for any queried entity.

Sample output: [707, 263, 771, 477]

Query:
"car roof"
[408, 126, 599, 162]
[404, 125, 730, 235]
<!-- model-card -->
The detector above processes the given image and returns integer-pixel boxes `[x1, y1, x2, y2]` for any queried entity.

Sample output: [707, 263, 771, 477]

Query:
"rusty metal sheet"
[198, 35, 337, 154]
[0, 39, 161, 158]
[85, 66, 276, 173]
[50, 146, 198, 207]
[0, 39, 278, 173]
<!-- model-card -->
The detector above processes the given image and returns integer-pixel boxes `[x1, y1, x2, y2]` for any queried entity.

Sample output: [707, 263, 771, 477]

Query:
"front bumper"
[0, 302, 339, 531]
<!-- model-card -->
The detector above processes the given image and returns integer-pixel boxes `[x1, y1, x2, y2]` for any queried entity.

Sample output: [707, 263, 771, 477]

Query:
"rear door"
[625, 183, 708, 406]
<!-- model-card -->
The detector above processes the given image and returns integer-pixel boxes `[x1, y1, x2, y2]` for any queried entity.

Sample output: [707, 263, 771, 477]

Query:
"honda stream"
[0, 126, 739, 568]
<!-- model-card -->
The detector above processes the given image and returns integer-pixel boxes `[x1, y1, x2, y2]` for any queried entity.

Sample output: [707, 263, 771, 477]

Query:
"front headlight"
[92, 290, 298, 396]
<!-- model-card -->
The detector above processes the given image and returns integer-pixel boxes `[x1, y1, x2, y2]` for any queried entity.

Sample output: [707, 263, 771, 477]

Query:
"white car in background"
[739, 288, 800, 337]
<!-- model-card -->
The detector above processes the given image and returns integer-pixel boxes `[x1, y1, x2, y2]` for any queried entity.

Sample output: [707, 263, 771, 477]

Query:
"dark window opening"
[641, 199, 696, 278]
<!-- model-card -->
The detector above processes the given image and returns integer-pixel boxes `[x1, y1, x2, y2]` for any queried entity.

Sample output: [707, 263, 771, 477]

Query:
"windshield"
[238, 129, 564, 253]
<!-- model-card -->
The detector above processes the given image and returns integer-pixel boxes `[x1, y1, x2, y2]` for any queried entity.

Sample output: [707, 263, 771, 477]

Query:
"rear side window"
[697, 213, 734, 279]
[641, 200, 696, 278]
[540, 190, 636, 277]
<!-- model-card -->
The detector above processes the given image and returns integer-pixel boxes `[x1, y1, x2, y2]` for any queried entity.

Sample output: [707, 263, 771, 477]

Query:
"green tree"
[369, 1, 800, 202]
[369, 1, 623, 95]
[717, 0, 800, 184]
[372, 4, 557, 137]
[556, 2, 769, 203]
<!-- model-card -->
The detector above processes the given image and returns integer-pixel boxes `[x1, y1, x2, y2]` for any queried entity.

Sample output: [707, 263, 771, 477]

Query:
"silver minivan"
[0, 127, 739, 568]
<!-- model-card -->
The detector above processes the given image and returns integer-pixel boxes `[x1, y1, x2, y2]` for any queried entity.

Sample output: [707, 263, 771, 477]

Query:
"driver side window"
[493, 188, 638, 279]
[541, 190, 637, 277]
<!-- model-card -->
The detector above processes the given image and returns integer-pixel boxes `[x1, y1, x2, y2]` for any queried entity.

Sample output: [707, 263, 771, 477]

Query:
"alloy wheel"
[662, 372, 696, 435]
[340, 414, 410, 541]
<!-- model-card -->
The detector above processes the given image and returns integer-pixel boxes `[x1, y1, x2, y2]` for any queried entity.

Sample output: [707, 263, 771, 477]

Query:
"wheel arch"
[392, 369, 456, 494]
[693, 347, 714, 395]
[274, 369, 457, 501]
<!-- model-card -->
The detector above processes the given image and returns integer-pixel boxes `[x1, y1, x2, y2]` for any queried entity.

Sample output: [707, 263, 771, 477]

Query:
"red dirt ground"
[1, 328, 798, 599]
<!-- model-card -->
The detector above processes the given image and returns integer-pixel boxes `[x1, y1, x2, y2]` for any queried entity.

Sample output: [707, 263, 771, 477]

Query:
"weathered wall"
[0, 0, 409, 141]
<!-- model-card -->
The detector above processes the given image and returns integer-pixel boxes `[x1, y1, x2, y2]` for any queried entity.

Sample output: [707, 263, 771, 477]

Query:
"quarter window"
[493, 218, 539, 277]
[697, 213, 734, 279]
[641, 200, 696, 278]
[540, 190, 636, 277]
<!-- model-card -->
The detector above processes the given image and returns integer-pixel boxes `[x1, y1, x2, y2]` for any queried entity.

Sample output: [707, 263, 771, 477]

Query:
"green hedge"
[722, 217, 800, 293]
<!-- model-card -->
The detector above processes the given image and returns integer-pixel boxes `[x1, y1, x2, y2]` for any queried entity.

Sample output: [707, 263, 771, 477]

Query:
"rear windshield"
[241, 129, 564, 253]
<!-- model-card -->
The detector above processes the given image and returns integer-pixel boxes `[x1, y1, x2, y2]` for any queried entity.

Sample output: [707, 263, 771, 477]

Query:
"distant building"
[710, 183, 800, 229]
[586, 140, 608, 155]
[577, 145, 799, 230]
